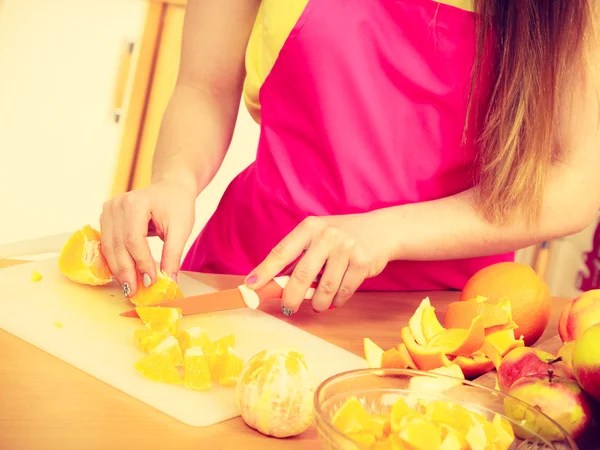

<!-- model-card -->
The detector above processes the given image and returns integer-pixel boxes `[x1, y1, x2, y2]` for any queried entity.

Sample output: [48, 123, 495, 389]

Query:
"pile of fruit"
[331, 395, 515, 450]
[133, 306, 244, 389]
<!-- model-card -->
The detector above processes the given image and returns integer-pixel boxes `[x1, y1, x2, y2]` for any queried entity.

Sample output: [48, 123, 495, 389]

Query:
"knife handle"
[238, 276, 318, 309]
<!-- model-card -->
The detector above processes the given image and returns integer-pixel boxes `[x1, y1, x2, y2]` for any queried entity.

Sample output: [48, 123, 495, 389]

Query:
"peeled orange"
[58, 225, 113, 286]
[460, 262, 551, 346]
[235, 348, 314, 438]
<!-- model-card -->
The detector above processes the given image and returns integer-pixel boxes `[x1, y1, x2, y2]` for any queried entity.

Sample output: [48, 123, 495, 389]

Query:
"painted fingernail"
[246, 274, 258, 285]
[282, 306, 293, 316]
[122, 282, 131, 298]
[142, 273, 151, 288]
[313, 308, 320, 313]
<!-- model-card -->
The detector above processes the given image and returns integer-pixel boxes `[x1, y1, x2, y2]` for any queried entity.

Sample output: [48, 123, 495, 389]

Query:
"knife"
[120, 276, 318, 318]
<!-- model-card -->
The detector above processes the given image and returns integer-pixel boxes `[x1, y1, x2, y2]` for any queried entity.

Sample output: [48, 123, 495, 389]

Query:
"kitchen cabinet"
[0, 0, 147, 246]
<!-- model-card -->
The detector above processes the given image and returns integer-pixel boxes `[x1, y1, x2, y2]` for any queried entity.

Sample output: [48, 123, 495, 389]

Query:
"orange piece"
[31, 270, 43, 282]
[445, 297, 511, 331]
[134, 335, 183, 384]
[183, 347, 212, 391]
[134, 328, 170, 353]
[364, 338, 385, 368]
[135, 306, 182, 333]
[129, 270, 184, 307]
[422, 306, 446, 341]
[401, 327, 451, 371]
[58, 225, 113, 286]
[427, 316, 485, 356]
[451, 351, 495, 378]
[398, 418, 442, 450]
[212, 345, 244, 386]
[459, 261, 551, 346]
[493, 414, 515, 450]
[408, 297, 431, 346]
[331, 396, 385, 437]
[206, 334, 235, 375]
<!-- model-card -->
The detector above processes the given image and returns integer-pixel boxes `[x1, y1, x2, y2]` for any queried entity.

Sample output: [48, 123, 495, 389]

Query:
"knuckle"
[269, 244, 287, 261]
[350, 251, 369, 269]
[121, 193, 137, 211]
[112, 235, 125, 250]
[337, 284, 354, 299]
[292, 266, 312, 283]
[341, 237, 356, 251]
[318, 279, 337, 296]
[321, 226, 340, 240]
[123, 233, 142, 248]
[115, 266, 132, 281]
[301, 216, 323, 232]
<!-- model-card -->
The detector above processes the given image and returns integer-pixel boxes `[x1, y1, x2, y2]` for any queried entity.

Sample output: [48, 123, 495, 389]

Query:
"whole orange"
[460, 262, 551, 347]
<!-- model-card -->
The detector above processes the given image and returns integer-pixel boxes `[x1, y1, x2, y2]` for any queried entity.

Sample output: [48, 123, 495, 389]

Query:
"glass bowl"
[313, 368, 578, 450]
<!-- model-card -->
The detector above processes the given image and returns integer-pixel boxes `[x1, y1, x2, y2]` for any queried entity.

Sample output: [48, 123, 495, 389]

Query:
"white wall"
[0, 0, 261, 263]
[0, 0, 146, 245]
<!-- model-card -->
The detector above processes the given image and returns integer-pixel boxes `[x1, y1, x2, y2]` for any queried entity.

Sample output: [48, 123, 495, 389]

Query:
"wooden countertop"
[0, 258, 576, 450]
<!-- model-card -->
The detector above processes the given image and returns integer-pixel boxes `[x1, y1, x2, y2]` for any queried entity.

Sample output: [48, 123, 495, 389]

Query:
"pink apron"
[181, 0, 513, 291]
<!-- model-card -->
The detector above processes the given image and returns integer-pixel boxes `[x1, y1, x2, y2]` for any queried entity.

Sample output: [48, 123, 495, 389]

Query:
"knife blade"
[120, 276, 317, 318]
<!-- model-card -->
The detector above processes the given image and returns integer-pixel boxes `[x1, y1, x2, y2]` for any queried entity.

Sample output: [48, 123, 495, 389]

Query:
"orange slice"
[364, 338, 385, 368]
[177, 326, 211, 353]
[401, 327, 451, 371]
[134, 335, 183, 384]
[134, 329, 170, 353]
[427, 316, 485, 356]
[58, 225, 113, 286]
[398, 417, 442, 450]
[422, 306, 445, 342]
[129, 270, 184, 307]
[444, 297, 512, 331]
[183, 347, 212, 390]
[331, 396, 385, 437]
[408, 297, 432, 346]
[206, 334, 235, 374]
[212, 345, 244, 386]
[135, 306, 182, 333]
[450, 351, 495, 378]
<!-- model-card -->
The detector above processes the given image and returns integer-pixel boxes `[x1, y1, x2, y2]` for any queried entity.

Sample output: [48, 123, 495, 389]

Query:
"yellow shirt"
[243, 0, 475, 123]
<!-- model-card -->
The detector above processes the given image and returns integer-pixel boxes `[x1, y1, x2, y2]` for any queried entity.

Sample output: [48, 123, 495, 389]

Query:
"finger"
[160, 220, 191, 281]
[331, 263, 365, 308]
[311, 243, 351, 312]
[246, 227, 314, 289]
[121, 195, 156, 288]
[111, 203, 139, 297]
[282, 236, 333, 314]
[100, 202, 119, 280]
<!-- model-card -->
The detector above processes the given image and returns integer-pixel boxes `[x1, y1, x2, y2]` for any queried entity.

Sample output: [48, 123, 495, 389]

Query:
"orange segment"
[129, 270, 184, 307]
[58, 225, 113, 286]
[347, 433, 377, 448]
[135, 306, 182, 333]
[177, 326, 211, 353]
[364, 338, 384, 368]
[212, 345, 244, 386]
[422, 306, 445, 341]
[492, 414, 515, 450]
[331, 396, 385, 437]
[427, 316, 485, 356]
[398, 418, 442, 450]
[390, 397, 418, 433]
[134, 329, 170, 353]
[206, 334, 235, 374]
[401, 327, 451, 371]
[381, 348, 410, 369]
[183, 347, 212, 391]
[134, 335, 183, 384]
[408, 297, 431, 346]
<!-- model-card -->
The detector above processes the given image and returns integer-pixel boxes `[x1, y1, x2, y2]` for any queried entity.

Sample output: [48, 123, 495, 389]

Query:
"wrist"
[363, 207, 404, 263]
[151, 169, 200, 198]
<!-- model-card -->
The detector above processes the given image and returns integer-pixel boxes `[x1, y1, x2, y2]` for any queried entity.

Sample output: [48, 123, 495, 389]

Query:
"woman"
[100, 0, 600, 315]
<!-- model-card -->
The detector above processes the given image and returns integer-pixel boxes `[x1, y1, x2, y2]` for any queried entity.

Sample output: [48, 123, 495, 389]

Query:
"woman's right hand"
[99, 180, 196, 298]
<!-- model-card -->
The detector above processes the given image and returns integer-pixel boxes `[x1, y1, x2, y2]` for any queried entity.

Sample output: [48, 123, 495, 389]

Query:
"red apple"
[572, 323, 600, 401]
[497, 347, 573, 393]
[505, 370, 594, 441]
[558, 290, 600, 343]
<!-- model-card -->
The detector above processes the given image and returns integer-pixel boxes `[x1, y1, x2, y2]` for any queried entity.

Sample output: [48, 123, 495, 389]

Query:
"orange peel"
[444, 297, 513, 331]
[364, 338, 384, 368]
[401, 327, 451, 371]
[397, 343, 417, 369]
[421, 306, 445, 342]
[408, 297, 431, 346]
[450, 351, 495, 378]
[427, 316, 485, 356]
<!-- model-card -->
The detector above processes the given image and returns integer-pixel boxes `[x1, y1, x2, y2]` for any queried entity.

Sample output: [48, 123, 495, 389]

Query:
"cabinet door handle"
[113, 41, 135, 123]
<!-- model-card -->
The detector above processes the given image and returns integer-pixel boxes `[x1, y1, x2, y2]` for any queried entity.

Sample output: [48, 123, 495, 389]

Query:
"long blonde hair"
[470, 1, 596, 225]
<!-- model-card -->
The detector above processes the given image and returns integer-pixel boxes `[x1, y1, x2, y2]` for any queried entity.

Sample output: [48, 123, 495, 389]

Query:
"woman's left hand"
[244, 212, 393, 314]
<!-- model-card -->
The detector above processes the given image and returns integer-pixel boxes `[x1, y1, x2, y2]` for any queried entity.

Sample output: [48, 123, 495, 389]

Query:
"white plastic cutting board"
[0, 258, 367, 426]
